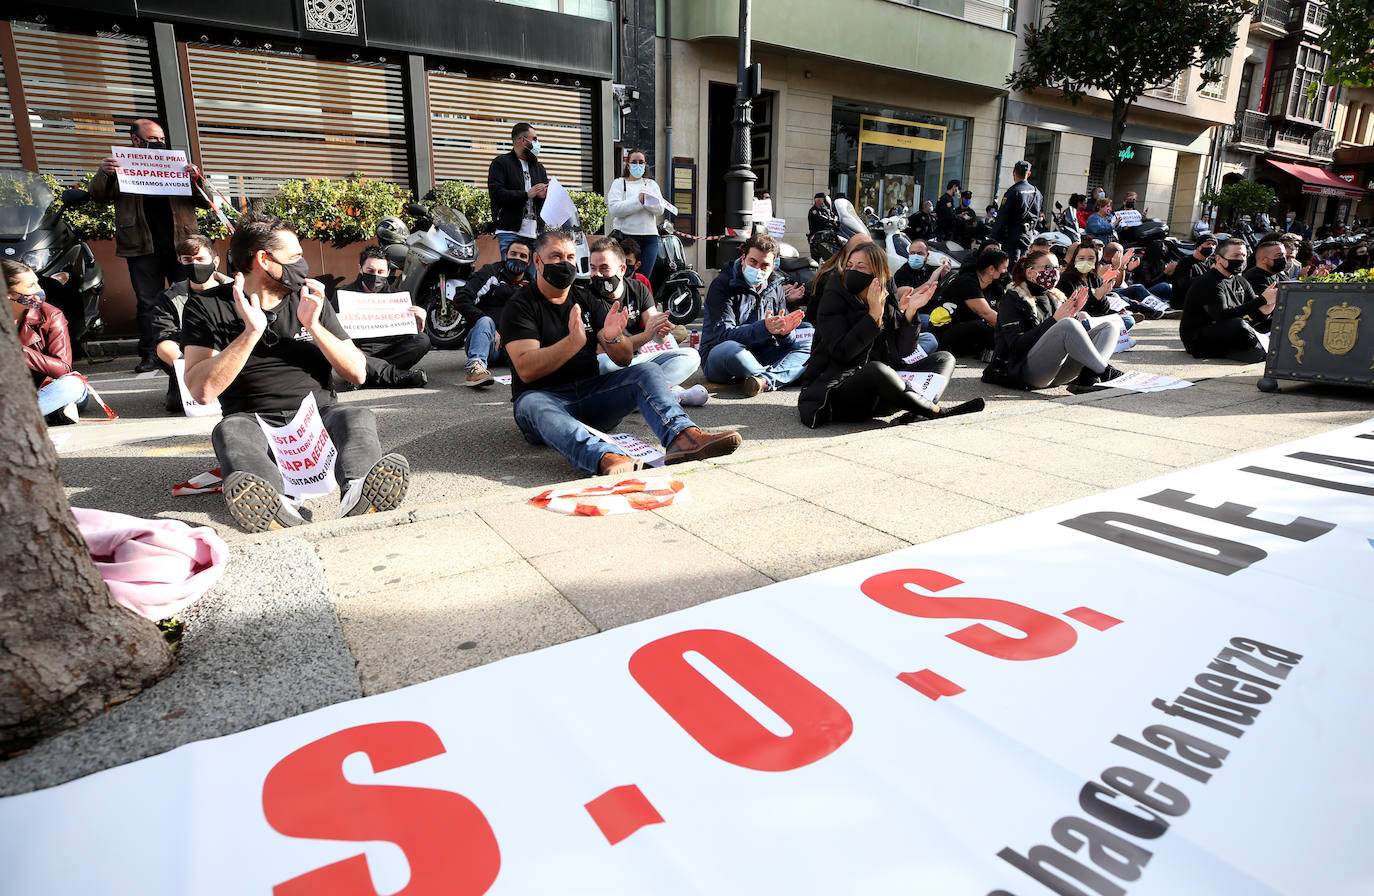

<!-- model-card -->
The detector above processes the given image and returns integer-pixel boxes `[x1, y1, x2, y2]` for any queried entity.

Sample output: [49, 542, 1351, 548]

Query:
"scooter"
[0, 168, 104, 353]
[648, 220, 706, 326]
[377, 202, 479, 351]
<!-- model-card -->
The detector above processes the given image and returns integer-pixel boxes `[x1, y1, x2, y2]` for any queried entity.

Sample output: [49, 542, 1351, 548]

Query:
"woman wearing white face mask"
[606, 149, 666, 278]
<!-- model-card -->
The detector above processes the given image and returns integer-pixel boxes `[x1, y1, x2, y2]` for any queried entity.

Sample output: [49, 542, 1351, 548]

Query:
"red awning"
[1266, 160, 1368, 198]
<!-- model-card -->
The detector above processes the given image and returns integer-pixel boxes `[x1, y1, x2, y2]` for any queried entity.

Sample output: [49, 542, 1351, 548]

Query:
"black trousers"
[126, 250, 182, 361]
[826, 360, 938, 423]
[934, 319, 995, 357]
[356, 333, 431, 385]
[1184, 318, 1260, 359]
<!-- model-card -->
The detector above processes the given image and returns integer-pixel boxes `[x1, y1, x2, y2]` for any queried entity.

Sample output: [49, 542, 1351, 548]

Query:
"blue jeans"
[702, 324, 813, 388]
[625, 234, 660, 278]
[466, 316, 508, 367]
[513, 364, 695, 473]
[38, 374, 89, 416]
[917, 331, 938, 356]
[597, 346, 700, 387]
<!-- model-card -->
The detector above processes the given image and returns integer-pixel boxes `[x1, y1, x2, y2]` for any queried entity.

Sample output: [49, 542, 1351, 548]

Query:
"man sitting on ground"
[588, 236, 700, 389]
[182, 213, 410, 532]
[701, 232, 810, 396]
[1179, 237, 1277, 364]
[330, 246, 430, 389]
[1240, 236, 1289, 335]
[499, 228, 741, 475]
[1169, 235, 1218, 309]
[457, 237, 532, 387]
[153, 233, 232, 413]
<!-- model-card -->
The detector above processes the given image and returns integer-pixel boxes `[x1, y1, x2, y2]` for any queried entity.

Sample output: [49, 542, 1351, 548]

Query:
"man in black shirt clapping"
[1179, 238, 1277, 363]
[182, 213, 409, 532]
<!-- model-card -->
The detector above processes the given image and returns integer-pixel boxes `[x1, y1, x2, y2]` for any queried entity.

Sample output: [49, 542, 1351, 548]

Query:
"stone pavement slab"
[336, 559, 596, 696]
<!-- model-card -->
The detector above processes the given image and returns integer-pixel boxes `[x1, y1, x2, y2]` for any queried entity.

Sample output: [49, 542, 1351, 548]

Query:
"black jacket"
[487, 151, 548, 232]
[796, 275, 915, 427]
[991, 281, 1063, 385]
[989, 180, 1043, 249]
[935, 193, 959, 236]
[1170, 256, 1211, 300]
[456, 261, 530, 325]
[1180, 268, 1265, 349]
[808, 204, 837, 235]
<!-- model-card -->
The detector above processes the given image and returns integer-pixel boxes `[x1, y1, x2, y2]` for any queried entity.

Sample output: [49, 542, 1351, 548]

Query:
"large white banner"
[4, 420, 1374, 894]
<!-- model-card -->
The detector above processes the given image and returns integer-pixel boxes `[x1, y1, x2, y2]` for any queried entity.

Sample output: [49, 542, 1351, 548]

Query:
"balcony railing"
[1311, 128, 1336, 159]
[1146, 73, 1186, 103]
[1231, 109, 1274, 148]
[1253, 0, 1291, 34]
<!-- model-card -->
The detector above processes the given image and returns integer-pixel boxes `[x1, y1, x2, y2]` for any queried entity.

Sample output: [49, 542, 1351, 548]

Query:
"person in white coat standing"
[606, 149, 666, 279]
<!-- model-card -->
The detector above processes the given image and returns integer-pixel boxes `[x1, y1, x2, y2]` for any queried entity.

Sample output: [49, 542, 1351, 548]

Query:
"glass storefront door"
[831, 99, 968, 215]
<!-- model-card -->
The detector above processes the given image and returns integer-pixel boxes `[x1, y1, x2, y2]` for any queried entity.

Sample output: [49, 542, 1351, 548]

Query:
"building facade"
[0, 0, 618, 205]
[660, 0, 1017, 267]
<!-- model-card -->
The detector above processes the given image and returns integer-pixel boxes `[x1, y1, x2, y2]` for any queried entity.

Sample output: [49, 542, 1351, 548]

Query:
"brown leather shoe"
[664, 426, 742, 465]
[599, 453, 643, 476]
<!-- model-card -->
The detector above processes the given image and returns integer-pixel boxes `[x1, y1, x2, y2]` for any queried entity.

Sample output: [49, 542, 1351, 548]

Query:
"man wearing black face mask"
[91, 118, 208, 373]
[329, 246, 429, 389]
[1240, 238, 1290, 335]
[1168, 235, 1217, 310]
[1180, 238, 1277, 363]
[181, 213, 409, 532]
[456, 238, 533, 387]
[499, 228, 741, 476]
[152, 234, 231, 413]
[587, 237, 700, 388]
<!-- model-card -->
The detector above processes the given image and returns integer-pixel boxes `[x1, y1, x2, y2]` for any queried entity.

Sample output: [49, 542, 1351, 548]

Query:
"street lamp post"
[720, 0, 757, 262]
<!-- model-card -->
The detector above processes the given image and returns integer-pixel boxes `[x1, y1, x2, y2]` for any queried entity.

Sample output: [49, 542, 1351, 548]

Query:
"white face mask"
[1074, 260, 1095, 274]
[529, 139, 542, 156]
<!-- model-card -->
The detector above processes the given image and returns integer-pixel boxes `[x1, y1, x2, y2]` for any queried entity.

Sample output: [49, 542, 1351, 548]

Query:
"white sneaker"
[339, 453, 411, 518]
[673, 384, 710, 407]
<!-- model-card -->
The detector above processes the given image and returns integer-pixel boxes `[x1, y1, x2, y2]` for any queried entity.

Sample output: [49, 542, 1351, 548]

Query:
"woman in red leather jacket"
[5, 259, 88, 424]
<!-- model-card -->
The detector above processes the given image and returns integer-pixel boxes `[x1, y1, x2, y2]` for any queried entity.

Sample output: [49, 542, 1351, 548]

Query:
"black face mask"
[1223, 256, 1246, 274]
[183, 261, 216, 285]
[136, 135, 167, 149]
[588, 274, 621, 300]
[268, 254, 311, 293]
[1198, 246, 1214, 259]
[541, 261, 577, 290]
[359, 272, 389, 292]
[1270, 257, 1288, 274]
[842, 269, 876, 295]
[503, 258, 528, 280]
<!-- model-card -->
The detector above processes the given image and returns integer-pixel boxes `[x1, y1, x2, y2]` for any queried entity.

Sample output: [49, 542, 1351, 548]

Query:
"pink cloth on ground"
[72, 507, 229, 620]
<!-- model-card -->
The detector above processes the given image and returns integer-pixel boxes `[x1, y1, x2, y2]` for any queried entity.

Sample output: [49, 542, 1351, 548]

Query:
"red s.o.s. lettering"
[630, 629, 852, 772]
[262, 721, 500, 896]
[860, 569, 1077, 661]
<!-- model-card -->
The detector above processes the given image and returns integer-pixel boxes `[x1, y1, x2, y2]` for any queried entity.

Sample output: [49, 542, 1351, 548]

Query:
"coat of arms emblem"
[1322, 302, 1360, 356]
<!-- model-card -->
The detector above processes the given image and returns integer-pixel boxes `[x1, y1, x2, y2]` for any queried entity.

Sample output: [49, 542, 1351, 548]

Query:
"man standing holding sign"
[90, 119, 207, 373]
[330, 246, 430, 389]
[181, 213, 409, 532]
[500, 228, 741, 476]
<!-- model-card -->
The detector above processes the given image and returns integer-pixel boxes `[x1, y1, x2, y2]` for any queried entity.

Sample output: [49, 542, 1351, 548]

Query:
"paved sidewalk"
[3, 318, 1370, 794]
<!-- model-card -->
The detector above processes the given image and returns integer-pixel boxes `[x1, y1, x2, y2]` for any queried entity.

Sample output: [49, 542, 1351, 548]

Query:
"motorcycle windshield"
[0, 169, 56, 240]
[430, 205, 476, 256]
[833, 199, 867, 240]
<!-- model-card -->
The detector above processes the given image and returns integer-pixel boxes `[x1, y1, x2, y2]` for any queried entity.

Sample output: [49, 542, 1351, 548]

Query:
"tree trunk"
[1103, 97, 1129, 199]
[0, 318, 174, 755]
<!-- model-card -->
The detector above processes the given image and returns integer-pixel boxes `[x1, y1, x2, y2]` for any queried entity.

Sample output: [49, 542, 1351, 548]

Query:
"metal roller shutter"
[428, 71, 593, 191]
[0, 56, 20, 169]
[11, 22, 159, 182]
[185, 44, 407, 205]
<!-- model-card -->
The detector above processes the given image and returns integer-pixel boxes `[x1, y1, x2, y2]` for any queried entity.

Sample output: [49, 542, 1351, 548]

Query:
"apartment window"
[1146, 73, 1185, 103]
[1199, 57, 1229, 100]
[1276, 43, 1331, 123]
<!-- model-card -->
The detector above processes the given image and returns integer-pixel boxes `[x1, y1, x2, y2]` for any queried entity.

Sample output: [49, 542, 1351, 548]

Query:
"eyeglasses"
[260, 310, 279, 347]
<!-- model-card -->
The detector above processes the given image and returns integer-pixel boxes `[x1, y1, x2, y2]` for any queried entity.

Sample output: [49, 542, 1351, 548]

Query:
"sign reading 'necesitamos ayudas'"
[4, 420, 1374, 894]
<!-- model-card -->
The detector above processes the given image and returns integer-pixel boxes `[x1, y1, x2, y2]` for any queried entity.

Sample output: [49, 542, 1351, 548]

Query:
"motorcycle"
[0, 168, 104, 352]
[377, 201, 479, 351]
[647, 220, 706, 326]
